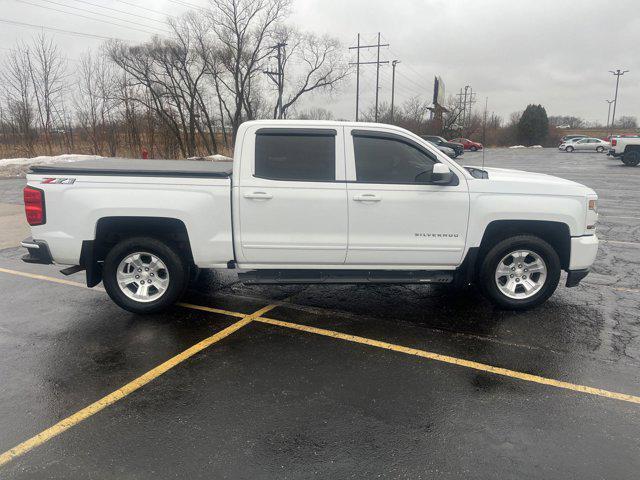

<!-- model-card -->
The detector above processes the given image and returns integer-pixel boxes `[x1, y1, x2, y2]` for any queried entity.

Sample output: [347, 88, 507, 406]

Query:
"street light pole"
[390, 60, 399, 122]
[609, 69, 629, 137]
[605, 99, 615, 133]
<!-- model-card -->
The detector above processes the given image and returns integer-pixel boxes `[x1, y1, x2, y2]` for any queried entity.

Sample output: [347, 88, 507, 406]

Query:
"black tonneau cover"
[29, 158, 233, 178]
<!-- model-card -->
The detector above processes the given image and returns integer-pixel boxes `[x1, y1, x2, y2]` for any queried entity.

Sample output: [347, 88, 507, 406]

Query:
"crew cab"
[608, 137, 640, 166]
[21, 120, 599, 313]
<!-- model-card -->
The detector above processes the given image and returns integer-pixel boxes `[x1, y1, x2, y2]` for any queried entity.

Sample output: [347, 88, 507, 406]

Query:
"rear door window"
[255, 130, 336, 182]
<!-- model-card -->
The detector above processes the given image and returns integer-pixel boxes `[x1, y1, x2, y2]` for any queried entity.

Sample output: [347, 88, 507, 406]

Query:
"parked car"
[561, 138, 609, 153]
[558, 137, 587, 151]
[609, 137, 640, 166]
[560, 134, 587, 143]
[420, 135, 464, 157]
[425, 140, 457, 158]
[450, 138, 483, 151]
[21, 120, 598, 313]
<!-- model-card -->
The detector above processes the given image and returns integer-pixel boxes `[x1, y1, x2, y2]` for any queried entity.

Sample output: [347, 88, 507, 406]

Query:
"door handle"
[353, 194, 381, 202]
[244, 191, 273, 200]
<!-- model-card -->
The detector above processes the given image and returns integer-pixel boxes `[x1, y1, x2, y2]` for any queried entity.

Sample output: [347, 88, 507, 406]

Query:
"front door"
[237, 127, 348, 265]
[344, 128, 469, 267]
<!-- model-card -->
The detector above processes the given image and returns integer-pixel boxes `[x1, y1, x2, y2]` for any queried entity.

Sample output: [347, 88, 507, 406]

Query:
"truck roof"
[29, 158, 233, 178]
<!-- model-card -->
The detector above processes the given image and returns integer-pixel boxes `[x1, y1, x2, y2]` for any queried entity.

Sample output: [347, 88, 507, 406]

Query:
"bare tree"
[616, 115, 637, 129]
[1, 44, 36, 155]
[268, 28, 348, 118]
[75, 51, 118, 155]
[26, 34, 68, 153]
[205, 0, 290, 139]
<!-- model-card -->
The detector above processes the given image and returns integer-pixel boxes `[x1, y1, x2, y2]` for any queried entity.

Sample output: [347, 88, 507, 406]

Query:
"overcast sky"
[1, 0, 638, 124]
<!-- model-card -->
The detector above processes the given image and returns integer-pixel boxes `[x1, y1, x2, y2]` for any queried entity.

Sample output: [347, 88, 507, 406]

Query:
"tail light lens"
[612, 139, 617, 146]
[24, 186, 46, 226]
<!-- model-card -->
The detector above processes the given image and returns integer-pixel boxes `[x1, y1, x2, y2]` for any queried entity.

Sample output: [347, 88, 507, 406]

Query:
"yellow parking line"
[255, 316, 640, 405]
[0, 267, 105, 291]
[612, 287, 640, 294]
[0, 303, 276, 468]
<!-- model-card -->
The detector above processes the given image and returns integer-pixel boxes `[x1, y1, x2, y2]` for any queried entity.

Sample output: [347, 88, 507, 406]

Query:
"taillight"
[612, 139, 617, 146]
[24, 186, 46, 226]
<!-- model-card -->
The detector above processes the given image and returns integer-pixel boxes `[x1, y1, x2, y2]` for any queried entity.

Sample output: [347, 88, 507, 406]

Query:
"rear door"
[344, 128, 469, 267]
[236, 126, 348, 266]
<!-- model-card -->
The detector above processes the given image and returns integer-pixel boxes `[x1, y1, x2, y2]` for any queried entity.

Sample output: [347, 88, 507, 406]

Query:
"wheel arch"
[81, 216, 195, 287]
[477, 220, 571, 271]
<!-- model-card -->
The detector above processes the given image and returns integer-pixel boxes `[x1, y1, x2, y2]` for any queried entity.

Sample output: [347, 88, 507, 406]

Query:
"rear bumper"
[569, 235, 598, 270]
[21, 237, 53, 265]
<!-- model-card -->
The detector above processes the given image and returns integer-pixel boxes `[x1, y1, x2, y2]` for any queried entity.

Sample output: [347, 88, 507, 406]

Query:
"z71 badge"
[41, 177, 76, 184]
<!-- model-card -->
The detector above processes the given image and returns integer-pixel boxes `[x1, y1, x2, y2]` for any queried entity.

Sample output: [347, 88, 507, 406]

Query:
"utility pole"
[605, 99, 615, 132]
[456, 88, 464, 129]
[264, 42, 287, 119]
[609, 69, 629, 136]
[462, 85, 470, 129]
[349, 33, 389, 122]
[390, 60, 400, 122]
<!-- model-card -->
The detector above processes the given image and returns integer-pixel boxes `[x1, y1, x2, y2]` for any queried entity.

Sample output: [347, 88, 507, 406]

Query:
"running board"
[238, 269, 454, 285]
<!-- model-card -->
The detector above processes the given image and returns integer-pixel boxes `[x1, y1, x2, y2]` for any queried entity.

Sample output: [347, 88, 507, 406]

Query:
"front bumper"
[569, 235, 598, 271]
[21, 237, 53, 265]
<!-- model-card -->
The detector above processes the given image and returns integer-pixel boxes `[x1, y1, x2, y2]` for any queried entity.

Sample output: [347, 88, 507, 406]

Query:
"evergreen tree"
[517, 104, 549, 146]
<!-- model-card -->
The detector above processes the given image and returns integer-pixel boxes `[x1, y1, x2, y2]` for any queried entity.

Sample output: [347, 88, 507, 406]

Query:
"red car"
[450, 138, 483, 151]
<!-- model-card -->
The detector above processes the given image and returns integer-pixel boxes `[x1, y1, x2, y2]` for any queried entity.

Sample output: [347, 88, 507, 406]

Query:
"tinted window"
[353, 135, 437, 184]
[255, 133, 335, 181]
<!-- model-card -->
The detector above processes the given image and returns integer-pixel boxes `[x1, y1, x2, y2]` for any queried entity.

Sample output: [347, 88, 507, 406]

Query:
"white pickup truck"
[608, 137, 640, 166]
[21, 120, 599, 313]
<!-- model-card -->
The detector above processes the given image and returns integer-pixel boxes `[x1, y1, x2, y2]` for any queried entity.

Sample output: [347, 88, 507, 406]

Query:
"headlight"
[586, 197, 598, 231]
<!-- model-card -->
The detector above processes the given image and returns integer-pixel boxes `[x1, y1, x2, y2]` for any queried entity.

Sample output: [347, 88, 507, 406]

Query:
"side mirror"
[431, 163, 453, 184]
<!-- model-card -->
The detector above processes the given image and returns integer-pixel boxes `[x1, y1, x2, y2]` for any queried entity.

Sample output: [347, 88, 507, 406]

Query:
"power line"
[165, 0, 208, 13]
[15, 0, 161, 36]
[23, 0, 168, 33]
[65, 0, 170, 26]
[0, 17, 121, 40]
[115, 0, 171, 17]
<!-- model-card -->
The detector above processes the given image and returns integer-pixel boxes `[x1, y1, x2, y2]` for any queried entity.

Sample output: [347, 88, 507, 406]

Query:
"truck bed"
[30, 158, 233, 178]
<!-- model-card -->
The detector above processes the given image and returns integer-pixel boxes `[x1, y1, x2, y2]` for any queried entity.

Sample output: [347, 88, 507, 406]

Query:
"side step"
[238, 269, 454, 285]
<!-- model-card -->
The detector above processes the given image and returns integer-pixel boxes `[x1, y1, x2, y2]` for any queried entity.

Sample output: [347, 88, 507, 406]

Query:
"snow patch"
[187, 154, 233, 162]
[0, 153, 104, 168]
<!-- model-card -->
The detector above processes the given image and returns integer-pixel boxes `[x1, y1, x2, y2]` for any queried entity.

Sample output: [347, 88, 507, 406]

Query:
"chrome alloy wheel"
[494, 250, 547, 299]
[116, 252, 170, 303]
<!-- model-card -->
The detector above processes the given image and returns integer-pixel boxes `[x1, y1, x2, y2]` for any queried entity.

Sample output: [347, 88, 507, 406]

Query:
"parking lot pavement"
[1, 149, 640, 478]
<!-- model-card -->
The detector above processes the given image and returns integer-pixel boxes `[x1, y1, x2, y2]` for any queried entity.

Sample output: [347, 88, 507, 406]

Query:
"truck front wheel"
[479, 235, 560, 310]
[103, 236, 189, 314]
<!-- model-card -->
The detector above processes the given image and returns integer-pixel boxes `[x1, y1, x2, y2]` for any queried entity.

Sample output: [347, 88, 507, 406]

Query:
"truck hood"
[469, 166, 596, 197]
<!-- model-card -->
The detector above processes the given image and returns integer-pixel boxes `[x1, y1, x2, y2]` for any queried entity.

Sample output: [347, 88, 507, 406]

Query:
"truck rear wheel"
[103, 236, 189, 314]
[479, 235, 560, 310]
[622, 151, 640, 166]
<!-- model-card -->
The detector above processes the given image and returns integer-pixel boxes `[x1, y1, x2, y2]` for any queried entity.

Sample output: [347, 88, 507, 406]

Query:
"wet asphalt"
[0, 149, 639, 479]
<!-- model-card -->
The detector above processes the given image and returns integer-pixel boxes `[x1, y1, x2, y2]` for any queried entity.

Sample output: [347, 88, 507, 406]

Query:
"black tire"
[470, 146, 478, 152]
[596, 146, 604, 153]
[103, 236, 189, 314]
[478, 235, 561, 310]
[622, 151, 640, 166]
[565, 146, 574, 152]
